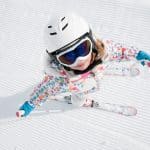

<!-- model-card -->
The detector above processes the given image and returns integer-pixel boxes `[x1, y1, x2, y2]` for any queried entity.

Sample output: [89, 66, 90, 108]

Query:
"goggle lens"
[58, 40, 92, 65]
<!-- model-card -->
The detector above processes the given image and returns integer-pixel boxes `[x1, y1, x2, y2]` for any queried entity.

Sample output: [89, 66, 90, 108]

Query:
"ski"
[16, 100, 137, 117]
[92, 101, 137, 116]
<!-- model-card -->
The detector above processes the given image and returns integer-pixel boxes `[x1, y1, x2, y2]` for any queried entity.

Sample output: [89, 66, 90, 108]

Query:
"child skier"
[16, 13, 150, 117]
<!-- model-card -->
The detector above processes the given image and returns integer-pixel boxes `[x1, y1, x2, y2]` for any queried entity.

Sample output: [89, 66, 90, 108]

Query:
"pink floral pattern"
[28, 40, 139, 107]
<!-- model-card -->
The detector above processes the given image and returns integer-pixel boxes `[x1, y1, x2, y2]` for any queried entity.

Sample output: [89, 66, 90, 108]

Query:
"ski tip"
[131, 107, 138, 116]
[16, 110, 25, 117]
[123, 106, 137, 116]
[16, 111, 20, 117]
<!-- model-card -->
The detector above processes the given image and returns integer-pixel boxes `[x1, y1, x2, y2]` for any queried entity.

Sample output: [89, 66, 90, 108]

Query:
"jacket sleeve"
[28, 74, 70, 107]
[26, 51, 70, 107]
[103, 39, 139, 61]
[101, 40, 150, 76]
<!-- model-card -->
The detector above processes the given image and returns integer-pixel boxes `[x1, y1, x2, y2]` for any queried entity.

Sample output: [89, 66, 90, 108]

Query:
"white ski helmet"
[44, 13, 90, 53]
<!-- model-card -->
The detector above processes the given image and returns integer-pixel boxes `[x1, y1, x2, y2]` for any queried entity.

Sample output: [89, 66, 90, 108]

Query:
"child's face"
[55, 37, 93, 71]
[69, 53, 92, 71]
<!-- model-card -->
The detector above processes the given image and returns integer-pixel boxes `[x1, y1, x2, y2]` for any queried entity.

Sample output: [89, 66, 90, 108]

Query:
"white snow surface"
[0, 0, 150, 149]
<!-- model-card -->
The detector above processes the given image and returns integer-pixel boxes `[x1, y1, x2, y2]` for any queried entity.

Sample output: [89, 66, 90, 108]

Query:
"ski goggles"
[55, 37, 93, 67]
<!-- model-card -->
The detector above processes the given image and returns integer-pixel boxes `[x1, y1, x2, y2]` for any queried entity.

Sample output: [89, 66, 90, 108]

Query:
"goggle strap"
[51, 32, 93, 56]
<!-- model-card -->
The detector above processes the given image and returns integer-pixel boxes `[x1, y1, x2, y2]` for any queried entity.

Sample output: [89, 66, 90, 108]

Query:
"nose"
[75, 59, 85, 65]
[76, 57, 85, 62]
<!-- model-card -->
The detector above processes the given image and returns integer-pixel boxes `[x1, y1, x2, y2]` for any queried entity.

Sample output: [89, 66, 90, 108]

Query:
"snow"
[0, 0, 150, 149]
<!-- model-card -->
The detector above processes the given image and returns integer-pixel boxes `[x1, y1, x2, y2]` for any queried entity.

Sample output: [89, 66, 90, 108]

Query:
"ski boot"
[16, 101, 35, 117]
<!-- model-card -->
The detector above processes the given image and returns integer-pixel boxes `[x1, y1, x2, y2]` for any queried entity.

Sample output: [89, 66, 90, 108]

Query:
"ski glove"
[17, 101, 35, 117]
[136, 50, 150, 66]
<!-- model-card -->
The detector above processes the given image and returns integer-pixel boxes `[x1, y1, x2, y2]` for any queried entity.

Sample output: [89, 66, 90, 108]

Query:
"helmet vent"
[48, 25, 57, 35]
[50, 32, 57, 35]
[62, 23, 68, 31]
[61, 17, 65, 21]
